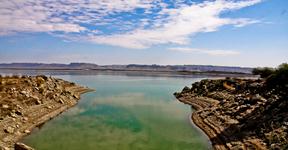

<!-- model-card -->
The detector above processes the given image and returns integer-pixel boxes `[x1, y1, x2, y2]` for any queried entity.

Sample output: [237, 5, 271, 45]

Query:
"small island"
[174, 63, 288, 150]
[0, 75, 93, 150]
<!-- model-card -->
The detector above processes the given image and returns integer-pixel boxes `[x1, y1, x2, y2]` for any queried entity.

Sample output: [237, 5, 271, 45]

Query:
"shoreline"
[174, 78, 287, 150]
[178, 94, 267, 150]
[188, 113, 212, 149]
[0, 75, 94, 149]
[190, 105, 229, 150]
[179, 96, 228, 150]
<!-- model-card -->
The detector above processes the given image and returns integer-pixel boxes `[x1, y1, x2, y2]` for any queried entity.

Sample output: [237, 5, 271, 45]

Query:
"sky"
[0, 0, 287, 67]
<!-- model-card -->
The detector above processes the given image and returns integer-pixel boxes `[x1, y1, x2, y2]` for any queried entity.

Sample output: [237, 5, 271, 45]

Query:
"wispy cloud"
[0, 0, 156, 35]
[86, 0, 261, 49]
[0, 0, 262, 49]
[169, 47, 240, 56]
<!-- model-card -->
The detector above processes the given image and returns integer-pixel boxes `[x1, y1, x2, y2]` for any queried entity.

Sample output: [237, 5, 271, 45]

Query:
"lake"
[1, 70, 212, 150]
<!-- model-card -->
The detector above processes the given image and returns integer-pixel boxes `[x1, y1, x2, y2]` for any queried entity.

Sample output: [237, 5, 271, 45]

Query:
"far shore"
[0, 68, 256, 78]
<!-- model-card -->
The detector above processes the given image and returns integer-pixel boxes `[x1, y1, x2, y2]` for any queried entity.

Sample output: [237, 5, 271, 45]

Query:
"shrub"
[266, 63, 288, 88]
[252, 67, 275, 78]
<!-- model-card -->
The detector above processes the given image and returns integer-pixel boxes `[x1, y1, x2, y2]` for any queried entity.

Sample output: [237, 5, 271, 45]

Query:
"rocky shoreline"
[0, 75, 93, 150]
[174, 78, 287, 150]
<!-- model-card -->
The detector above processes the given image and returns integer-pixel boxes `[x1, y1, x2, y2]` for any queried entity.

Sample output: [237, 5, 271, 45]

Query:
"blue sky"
[0, 0, 287, 67]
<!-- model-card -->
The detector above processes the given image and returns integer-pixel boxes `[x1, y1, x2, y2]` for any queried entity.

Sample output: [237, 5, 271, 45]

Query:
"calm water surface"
[1, 70, 211, 150]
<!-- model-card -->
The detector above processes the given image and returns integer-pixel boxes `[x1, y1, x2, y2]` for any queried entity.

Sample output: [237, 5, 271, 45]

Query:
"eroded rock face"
[0, 75, 92, 149]
[175, 78, 288, 150]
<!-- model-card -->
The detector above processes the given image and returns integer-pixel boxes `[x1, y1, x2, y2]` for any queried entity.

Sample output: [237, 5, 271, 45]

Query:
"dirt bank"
[175, 78, 287, 150]
[0, 75, 93, 150]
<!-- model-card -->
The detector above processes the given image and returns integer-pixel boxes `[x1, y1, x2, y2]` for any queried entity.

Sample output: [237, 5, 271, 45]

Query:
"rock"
[223, 82, 235, 91]
[173, 92, 182, 98]
[14, 142, 34, 150]
[0, 146, 9, 150]
[249, 94, 266, 104]
[20, 91, 28, 96]
[10, 112, 17, 118]
[37, 75, 48, 81]
[38, 87, 44, 94]
[24, 130, 30, 134]
[0, 75, 91, 149]
[4, 126, 15, 134]
[249, 82, 261, 88]
[15, 110, 23, 116]
[182, 86, 190, 93]
[2, 104, 9, 109]
[46, 105, 52, 109]
[22, 117, 28, 122]
[73, 94, 80, 99]
[176, 77, 288, 149]
[58, 99, 64, 104]
[35, 99, 42, 105]
[16, 104, 23, 110]
[15, 131, 22, 136]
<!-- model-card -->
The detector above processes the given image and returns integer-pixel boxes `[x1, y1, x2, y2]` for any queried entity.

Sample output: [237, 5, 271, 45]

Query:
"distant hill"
[0, 63, 253, 74]
[0, 63, 98, 70]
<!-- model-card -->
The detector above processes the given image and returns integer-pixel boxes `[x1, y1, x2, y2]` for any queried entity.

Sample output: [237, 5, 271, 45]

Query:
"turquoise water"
[18, 73, 210, 150]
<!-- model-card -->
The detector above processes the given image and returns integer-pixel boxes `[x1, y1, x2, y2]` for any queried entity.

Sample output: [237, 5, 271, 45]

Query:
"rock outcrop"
[0, 75, 93, 149]
[175, 78, 287, 150]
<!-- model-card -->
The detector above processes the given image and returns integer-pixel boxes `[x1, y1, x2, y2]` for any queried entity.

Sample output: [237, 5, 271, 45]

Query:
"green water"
[21, 74, 210, 150]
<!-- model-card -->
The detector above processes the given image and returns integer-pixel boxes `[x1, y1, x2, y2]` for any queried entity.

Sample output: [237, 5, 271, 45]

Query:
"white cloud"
[86, 0, 262, 49]
[0, 0, 261, 49]
[169, 47, 240, 56]
[0, 0, 156, 35]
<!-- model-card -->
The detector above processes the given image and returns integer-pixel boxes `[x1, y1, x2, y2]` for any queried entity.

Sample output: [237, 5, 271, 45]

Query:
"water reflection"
[0, 70, 211, 150]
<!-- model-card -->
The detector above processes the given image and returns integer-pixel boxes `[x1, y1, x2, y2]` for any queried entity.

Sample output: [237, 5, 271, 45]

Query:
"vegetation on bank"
[252, 63, 288, 88]
[252, 63, 287, 77]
